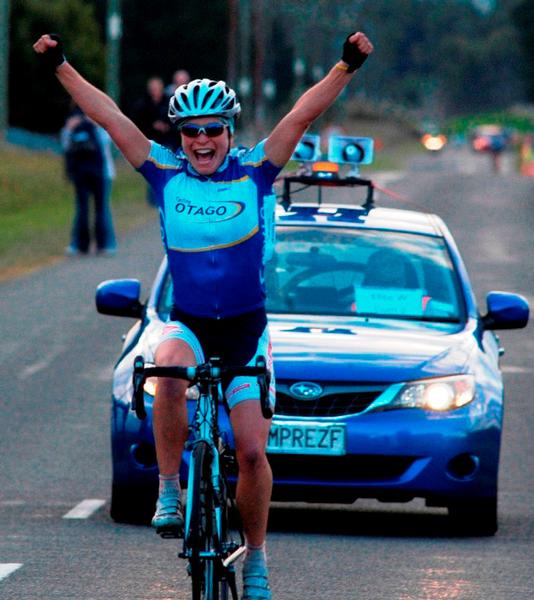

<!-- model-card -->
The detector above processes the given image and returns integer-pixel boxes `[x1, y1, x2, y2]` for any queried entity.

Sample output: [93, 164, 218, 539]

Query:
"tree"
[512, 0, 534, 101]
[118, 0, 229, 115]
[10, 0, 105, 133]
[9, 0, 529, 134]
[272, 0, 525, 117]
[9, 0, 230, 132]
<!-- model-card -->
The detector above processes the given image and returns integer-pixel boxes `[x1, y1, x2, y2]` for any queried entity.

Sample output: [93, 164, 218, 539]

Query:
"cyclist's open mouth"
[194, 149, 216, 164]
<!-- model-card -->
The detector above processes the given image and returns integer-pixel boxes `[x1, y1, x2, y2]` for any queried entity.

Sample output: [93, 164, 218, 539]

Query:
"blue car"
[96, 169, 528, 536]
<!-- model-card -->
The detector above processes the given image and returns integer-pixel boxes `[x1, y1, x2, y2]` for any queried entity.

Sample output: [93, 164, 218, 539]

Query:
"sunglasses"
[179, 122, 227, 138]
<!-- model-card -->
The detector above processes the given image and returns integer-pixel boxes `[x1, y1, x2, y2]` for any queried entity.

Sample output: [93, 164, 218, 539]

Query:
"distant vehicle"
[96, 143, 529, 537]
[421, 132, 447, 153]
[470, 125, 508, 154]
[470, 125, 511, 173]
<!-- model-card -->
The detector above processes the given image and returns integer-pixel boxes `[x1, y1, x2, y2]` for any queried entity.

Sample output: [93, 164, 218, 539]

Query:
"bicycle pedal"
[157, 526, 183, 539]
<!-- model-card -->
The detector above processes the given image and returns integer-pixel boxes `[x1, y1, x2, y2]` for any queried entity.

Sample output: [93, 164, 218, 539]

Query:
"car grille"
[268, 453, 416, 482]
[275, 387, 385, 417]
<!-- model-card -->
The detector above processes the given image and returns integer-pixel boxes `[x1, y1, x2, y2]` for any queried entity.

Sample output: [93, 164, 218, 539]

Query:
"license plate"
[267, 421, 346, 456]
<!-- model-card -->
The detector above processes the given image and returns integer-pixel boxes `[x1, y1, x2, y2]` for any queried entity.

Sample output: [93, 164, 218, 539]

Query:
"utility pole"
[227, 0, 238, 86]
[251, 0, 265, 135]
[0, 0, 10, 140]
[106, 0, 122, 103]
[237, 0, 252, 133]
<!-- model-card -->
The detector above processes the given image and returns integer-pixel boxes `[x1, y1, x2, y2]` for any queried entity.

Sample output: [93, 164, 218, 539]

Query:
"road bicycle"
[132, 354, 273, 600]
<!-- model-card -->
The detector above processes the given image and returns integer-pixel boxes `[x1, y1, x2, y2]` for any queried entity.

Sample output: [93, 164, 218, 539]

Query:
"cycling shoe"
[242, 556, 271, 600]
[151, 487, 184, 538]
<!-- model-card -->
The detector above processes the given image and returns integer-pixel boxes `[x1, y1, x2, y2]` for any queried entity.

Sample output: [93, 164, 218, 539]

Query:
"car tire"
[448, 496, 498, 536]
[110, 481, 158, 525]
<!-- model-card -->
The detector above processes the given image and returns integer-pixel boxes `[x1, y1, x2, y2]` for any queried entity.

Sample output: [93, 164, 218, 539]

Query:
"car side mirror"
[95, 279, 144, 319]
[482, 291, 529, 330]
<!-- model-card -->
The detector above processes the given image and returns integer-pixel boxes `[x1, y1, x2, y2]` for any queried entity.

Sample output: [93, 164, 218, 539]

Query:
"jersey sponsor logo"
[174, 198, 245, 223]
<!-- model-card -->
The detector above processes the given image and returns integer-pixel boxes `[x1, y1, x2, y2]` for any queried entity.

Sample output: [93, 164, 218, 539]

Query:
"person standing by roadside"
[61, 107, 117, 256]
[131, 76, 175, 203]
[132, 76, 172, 146]
[165, 68, 191, 97]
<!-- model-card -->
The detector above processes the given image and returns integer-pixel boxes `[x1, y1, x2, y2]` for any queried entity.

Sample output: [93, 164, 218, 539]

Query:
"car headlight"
[388, 375, 475, 412]
[143, 377, 158, 397]
[143, 377, 200, 400]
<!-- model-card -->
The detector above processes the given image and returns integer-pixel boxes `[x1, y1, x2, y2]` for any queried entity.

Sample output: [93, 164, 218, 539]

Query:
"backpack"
[66, 119, 99, 159]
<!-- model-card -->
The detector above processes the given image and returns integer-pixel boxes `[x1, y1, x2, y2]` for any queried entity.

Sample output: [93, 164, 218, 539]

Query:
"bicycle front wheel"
[188, 441, 218, 600]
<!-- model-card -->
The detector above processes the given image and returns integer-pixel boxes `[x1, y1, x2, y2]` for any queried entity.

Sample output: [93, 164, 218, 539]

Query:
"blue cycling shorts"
[158, 307, 276, 411]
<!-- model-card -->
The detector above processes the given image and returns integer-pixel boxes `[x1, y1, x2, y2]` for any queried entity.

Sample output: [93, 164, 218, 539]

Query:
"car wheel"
[448, 496, 498, 536]
[110, 481, 158, 525]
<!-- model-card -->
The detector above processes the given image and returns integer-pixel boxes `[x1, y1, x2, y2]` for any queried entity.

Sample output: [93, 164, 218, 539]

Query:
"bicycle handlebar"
[132, 355, 274, 421]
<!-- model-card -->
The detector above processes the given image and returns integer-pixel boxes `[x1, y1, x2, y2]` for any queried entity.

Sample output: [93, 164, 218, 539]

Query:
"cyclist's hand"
[33, 34, 66, 72]
[341, 31, 373, 72]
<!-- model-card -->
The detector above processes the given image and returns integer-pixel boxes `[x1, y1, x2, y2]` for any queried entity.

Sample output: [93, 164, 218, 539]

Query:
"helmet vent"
[192, 85, 200, 107]
[203, 88, 215, 108]
[210, 89, 223, 108]
[180, 91, 190, 109]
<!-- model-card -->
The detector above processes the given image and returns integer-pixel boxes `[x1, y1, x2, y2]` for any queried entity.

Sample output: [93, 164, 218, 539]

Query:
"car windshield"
[157, 226, 464, 323]
[265, 226, 464, 322]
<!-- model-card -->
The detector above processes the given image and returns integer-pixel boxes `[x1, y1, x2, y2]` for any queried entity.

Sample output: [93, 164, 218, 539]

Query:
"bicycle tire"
[189, 441, 219, 600]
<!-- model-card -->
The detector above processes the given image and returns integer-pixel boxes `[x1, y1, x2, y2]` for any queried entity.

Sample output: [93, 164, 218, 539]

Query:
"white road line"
[18, 358, 52, 379]
[372, 170, 404, 186]
[17, 343, 67, 380]
[0, 563, 22, 581]
[502, 365, 531, 374]
[63, 499, 106, 519]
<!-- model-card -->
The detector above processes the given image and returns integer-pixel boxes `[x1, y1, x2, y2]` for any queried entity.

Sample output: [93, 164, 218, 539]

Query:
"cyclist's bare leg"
[230, 399, 273, 547]
[232, 399, 273, 597]
[151, 339, 196, 533]
[153, 338, 196, 475]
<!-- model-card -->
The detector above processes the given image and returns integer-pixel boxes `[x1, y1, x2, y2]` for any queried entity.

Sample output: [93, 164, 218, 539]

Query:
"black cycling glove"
[341, 33, 368, 72]
[39, 34, 66, 73]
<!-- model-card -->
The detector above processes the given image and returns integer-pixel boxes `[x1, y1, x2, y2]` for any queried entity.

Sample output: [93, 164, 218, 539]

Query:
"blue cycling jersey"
[138, 140, 282, 318]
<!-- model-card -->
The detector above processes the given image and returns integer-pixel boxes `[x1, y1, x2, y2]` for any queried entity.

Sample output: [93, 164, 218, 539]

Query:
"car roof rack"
[280, 172, 375, 212]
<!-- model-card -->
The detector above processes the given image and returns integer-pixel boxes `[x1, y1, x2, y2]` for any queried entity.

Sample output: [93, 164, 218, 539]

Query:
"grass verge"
[0, 143, 155, 281]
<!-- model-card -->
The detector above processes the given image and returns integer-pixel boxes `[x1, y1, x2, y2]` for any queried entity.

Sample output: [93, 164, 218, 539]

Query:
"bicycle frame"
[132, 355, 271, 599]
[183, 375, 243, 566]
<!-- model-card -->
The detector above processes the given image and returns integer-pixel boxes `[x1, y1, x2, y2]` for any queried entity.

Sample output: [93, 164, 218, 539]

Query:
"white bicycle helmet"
[168, 78, 241, 130]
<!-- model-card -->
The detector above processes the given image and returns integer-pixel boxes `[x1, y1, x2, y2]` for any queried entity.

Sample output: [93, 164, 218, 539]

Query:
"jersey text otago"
[174, 199, 245, 220]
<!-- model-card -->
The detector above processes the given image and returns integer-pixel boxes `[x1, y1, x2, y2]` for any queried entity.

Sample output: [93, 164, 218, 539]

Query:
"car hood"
[269, 316, 474, 383]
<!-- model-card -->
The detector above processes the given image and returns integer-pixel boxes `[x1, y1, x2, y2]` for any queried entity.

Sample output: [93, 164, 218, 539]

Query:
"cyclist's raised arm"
[33, 34, 150, 169]
[264, 31, 373, 168]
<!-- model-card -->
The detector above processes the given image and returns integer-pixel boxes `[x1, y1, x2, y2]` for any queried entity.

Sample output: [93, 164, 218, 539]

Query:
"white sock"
[245, 541, 267, 562]
[159, 473, 180, 493]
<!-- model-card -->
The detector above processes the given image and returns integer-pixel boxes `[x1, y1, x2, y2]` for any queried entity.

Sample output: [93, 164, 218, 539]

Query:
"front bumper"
[111, 392, 501, 509]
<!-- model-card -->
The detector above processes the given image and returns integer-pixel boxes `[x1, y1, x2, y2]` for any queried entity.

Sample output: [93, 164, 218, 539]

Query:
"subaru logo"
[289, 382, 323, 400]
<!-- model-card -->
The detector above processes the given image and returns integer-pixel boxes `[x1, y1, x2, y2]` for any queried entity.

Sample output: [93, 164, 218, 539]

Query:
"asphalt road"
[1, 146, 534, 599]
